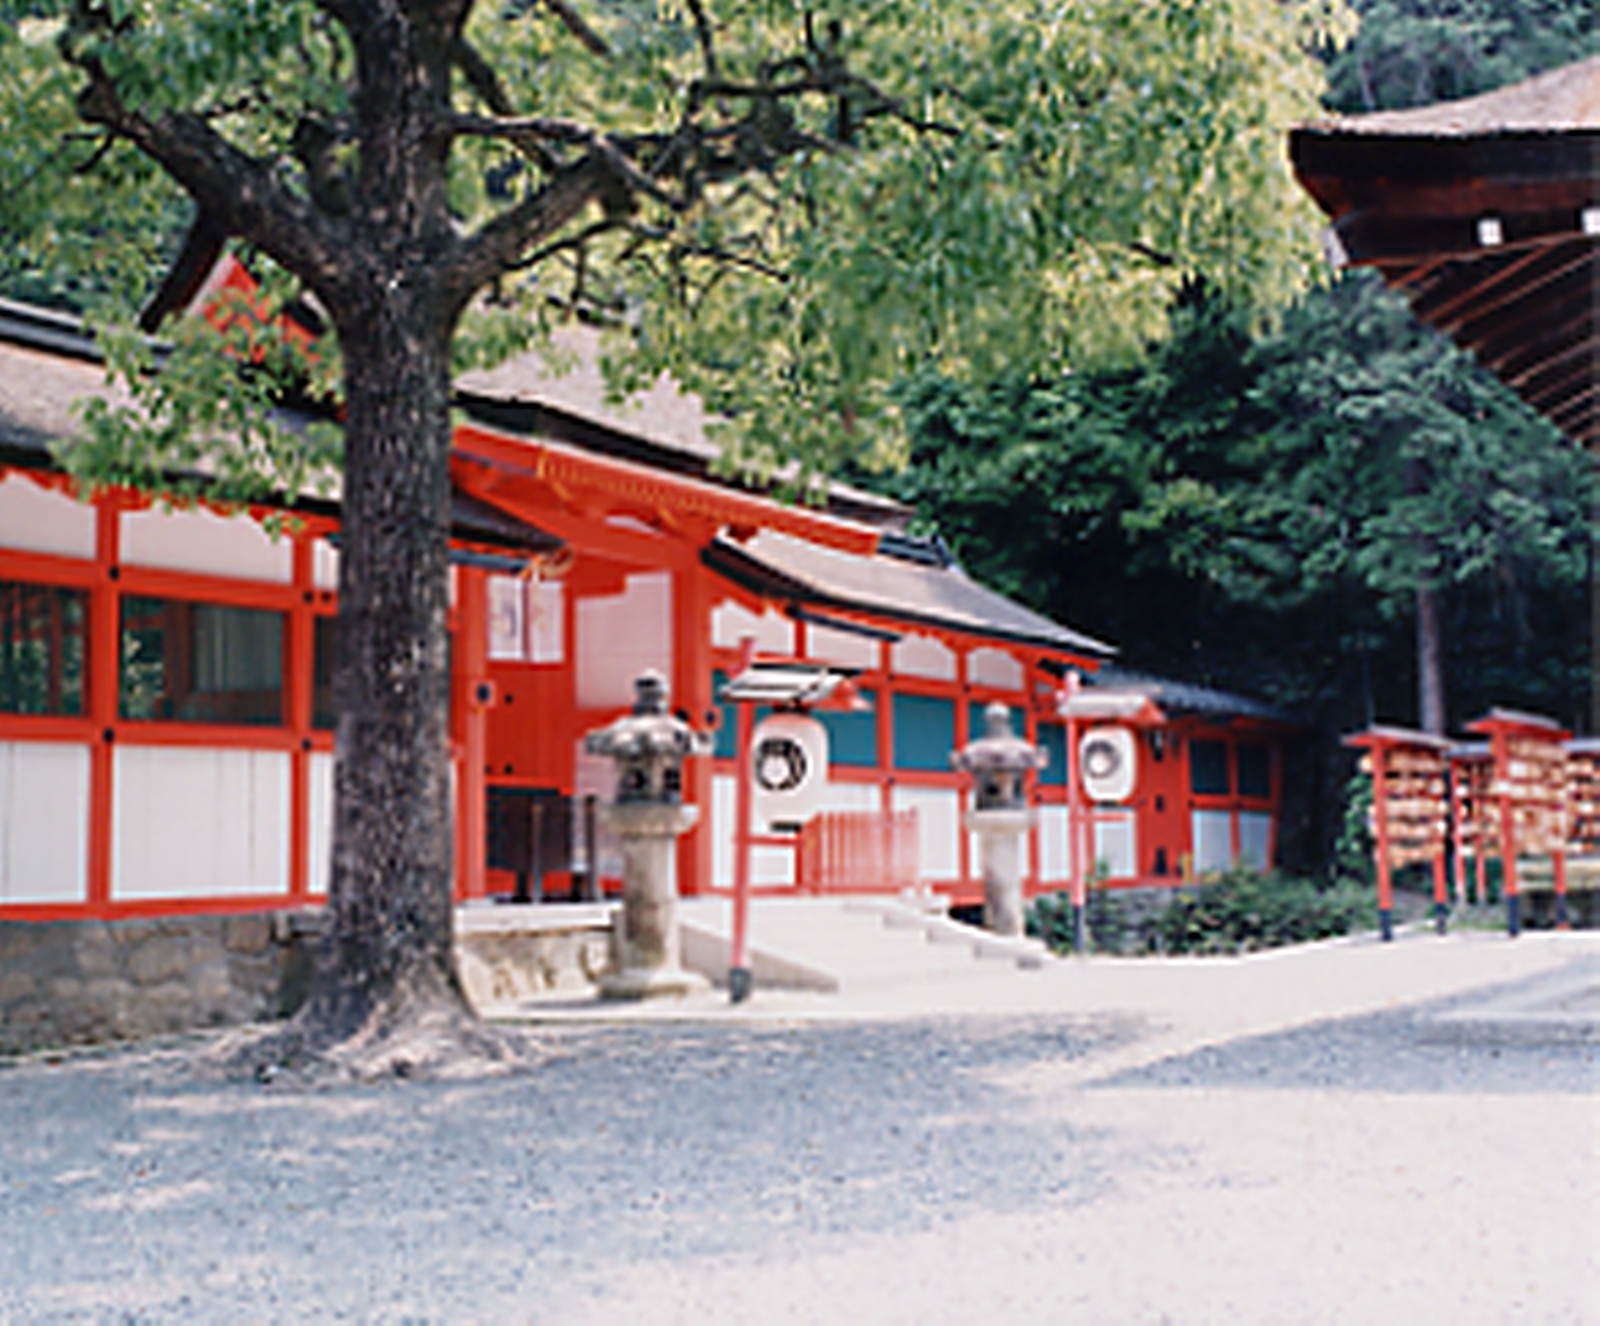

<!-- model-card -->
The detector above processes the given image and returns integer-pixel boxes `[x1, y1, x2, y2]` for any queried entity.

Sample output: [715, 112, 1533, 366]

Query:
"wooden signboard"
[1345, 726, 1454, 941]
[1465, 709, 1572, 934]
[1448, 746, 1497, 906]
[1566, 739, 1600, 855]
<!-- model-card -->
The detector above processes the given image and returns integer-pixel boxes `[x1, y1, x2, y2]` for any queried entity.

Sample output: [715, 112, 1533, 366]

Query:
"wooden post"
[730, 635, 756, 1002]
[1371, 744, 1394, 942]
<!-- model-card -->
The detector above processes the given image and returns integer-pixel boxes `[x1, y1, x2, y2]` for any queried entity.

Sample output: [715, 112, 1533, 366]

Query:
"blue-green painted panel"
[1037, 722, 1068, 786]
[819, 688, 877, 767]
[893, 693, 956, 771]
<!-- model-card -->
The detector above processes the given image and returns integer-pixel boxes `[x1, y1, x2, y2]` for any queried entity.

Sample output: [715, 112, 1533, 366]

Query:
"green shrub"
[1028, 868, 1376, 957]
[1154, 868, 1374, 955]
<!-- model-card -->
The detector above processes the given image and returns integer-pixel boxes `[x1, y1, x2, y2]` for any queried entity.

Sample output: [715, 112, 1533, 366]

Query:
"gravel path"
[0, 944, 1594, 1323]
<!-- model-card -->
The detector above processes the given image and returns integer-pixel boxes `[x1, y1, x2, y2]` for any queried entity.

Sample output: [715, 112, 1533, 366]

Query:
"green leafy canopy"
[2, 0, 1354, 500]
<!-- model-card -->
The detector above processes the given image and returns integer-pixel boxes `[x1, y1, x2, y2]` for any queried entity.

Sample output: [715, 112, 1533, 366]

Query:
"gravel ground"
[0, 951, 1594, 1323]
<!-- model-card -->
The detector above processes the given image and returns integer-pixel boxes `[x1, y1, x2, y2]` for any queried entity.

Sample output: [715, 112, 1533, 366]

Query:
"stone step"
[677, 895, 1053, 992]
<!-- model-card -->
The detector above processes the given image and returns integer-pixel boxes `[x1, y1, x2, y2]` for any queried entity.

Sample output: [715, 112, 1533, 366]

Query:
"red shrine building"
[0, 285, 1295, 926]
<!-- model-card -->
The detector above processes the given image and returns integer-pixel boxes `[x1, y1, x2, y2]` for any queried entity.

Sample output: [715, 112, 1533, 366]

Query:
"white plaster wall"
[307, 751, 334, 896]
[710, 772, 798, 889]
[112, 746, 290, 899]
[313, 538, 340, 590]
[803, 622, 880, 670]
[1192, 809, 1233, 876]
[967, 646, 1024, 691]
[0, 474, 96, 560]
[890, 633, 957, 681]
[712, 773, 736, 890]
[711, 598, 794, 654]
[1038, 804, 1070, 884]
[890, 785, 960, 882]
[0, 740, 89, 903]
[121, 505, 292, 583]
[576, 572, 672, 711]
[1091, 811, 1137, 879]
[1239, 811, 1273, 871]
[820, 779, 880, 813]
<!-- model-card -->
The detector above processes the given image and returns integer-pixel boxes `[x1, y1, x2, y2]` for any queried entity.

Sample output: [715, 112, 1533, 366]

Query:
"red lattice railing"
[797, 809, 920, 894]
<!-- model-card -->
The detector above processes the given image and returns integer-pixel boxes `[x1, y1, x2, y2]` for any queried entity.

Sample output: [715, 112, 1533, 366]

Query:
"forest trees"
[0, 0, 1350, 1071]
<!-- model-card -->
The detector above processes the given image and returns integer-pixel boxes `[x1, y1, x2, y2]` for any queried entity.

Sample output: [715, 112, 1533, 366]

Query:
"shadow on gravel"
[0, 1015, 1139, 1318]
[1102, 957, 1599, 1096]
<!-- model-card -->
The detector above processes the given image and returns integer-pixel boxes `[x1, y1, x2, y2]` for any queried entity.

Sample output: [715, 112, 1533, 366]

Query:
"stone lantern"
[952, 703, 1047, 937]
[583, 671, 711, 999]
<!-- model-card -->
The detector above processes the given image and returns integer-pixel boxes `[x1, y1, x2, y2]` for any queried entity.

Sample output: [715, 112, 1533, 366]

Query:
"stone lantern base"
[598, 802, 710, 1001]
[962, 807, 1037, 938]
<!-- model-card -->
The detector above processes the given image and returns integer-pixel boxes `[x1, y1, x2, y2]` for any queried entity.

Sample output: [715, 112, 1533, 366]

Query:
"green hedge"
[1028, 868, 1376, 957]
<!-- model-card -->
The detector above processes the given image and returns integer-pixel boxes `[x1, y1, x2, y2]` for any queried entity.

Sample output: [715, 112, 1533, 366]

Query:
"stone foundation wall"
[1, 905, 621, 1056]
[0, 911, 323, 1057]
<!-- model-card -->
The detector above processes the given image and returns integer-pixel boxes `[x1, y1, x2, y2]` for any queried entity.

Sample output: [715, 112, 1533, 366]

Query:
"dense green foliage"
[877, 275, 1590, 729]
[870, 0, 1595, 871]
[1028, 869, 1376, 956]
[1322, 0, 1599, 112]
[0, 0, 1353, 495]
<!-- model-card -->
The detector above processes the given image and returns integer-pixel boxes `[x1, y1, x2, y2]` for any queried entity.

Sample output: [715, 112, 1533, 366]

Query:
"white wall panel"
[712, 773, 737, 889]
[576, 572, 672, 710]
[307, 751, 334, 896]
[313, 538, 340, 590]
[890, 785, 960, 881]
[1038, 805, 1070, 884]
[113, 746, 290, 899]
[1091, 811, 1137, 880]
[820, 780, 881, 813]
[1239, 812, 1273, 871]
[803, 622, 880, 670]
[0, 474, 96, 560]
[122, 505, 292, 583]
[890, 633, 957, 681]
[711, 598, 794, 654]
[967, 646, 1023, 691]
[0, 740, 89, 903]
[1192, 810, 1233, 876]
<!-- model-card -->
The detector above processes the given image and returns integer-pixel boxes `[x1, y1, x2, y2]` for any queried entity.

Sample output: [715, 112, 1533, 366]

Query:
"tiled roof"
[704, 527, 1115, 658]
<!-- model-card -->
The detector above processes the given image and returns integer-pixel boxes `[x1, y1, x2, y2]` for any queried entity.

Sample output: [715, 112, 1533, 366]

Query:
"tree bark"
[1416, 582, 1445, 736]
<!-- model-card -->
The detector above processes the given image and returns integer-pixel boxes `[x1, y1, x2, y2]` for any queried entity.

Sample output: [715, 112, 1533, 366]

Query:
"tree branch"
[69, 51, 357, 307]
[541, 0, 611, 58]
[441, 154, 612, 318]
[449, 115, 688, 211]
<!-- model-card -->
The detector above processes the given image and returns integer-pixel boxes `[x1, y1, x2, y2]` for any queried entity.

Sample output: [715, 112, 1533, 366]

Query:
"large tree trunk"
[1416, 582, 1445, 736]
[246, 291, 508, 1079]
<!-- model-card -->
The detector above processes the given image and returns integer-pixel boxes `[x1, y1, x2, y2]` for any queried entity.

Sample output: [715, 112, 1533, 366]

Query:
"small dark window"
[1189, 739, 1230, 796]
[711, 669, 739, 759]
[1237, 744, 1271, 799]
[0, 580, 87, 716]
[313, 615, 338, 729]
[120, 596, 284, 725]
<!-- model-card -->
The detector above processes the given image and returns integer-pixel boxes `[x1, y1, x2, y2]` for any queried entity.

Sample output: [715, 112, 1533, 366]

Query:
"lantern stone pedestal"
[952, 703, 1048, 939]
[598, 802, 709, 1000]
[963, 807, 1036, 938]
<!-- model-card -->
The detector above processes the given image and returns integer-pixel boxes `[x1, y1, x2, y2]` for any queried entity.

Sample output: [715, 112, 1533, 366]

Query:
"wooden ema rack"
[1465, 710, 1573, 934]
[1345, 727, 1453, 941]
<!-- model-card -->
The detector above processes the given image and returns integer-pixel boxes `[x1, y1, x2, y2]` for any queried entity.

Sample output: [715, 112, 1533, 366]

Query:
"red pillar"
[454, 566, 490, 903]
[730, 636, 757, 1001]
[86, 496, 121, 913]
[1372, 745, 1394, 942]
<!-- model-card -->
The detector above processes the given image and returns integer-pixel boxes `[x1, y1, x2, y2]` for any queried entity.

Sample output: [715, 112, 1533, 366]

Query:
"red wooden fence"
[796, 809, 920, 894]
